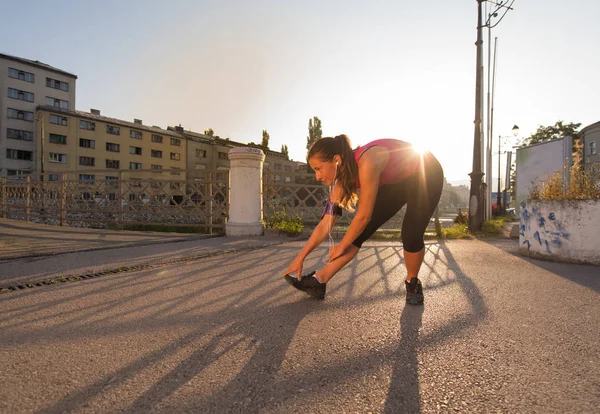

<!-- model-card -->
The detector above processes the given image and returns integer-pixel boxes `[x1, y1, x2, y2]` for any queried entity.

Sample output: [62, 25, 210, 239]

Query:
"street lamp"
[496, 124, 519, 215]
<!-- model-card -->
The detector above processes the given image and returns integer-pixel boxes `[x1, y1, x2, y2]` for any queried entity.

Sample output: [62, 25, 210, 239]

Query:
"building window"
[170, 152, 181, 161]
[196, 149, 206, 158]
[106, 159, 120, 169]
[274, 163, 282, 170]
[106, 125, 120, 135]
[46, 96, 69, 110]
[48, 174, 59, 181]
[170, 182, 181, 189]
[151, 164, 162, 170]
[79, 174, 95, 182]
[6, 149, 33, 161]
[284, 165, 292, 172]
[195, 163, 206, 169]
[106, 176, 119, 188]
[7, 170, 31, 177]
[8, 67, 35, 83]
[46, 77, 69, 92]
[79, 156, 95, 166]
[49, 153, 67, 163]
[218, 152, 228, 160]
[80, 120, 96, 130]
[129, 146, 142, 155]
[170, 138, 181, 146]
[49, 114, 68, 126]
[151, 150, 162, 158]
[130, 162, 142, 170]
[49, 133, 67, 145]
[106, 142, 120, 152]
[151, 134, 163, 143]
[79, 138, 95, 149]
[130, 130, 143, 139]
[7, 128, 33, 141]
[590, 141, 597, 155]
[7, 108, 34, 122]
[171, 167, 181, 175]
[7, 88, 34, 102]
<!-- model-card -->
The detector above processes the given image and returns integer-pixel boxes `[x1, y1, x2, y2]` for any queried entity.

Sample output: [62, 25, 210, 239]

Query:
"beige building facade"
[36, 107, 187, 181]
[0, 53, 77, 177]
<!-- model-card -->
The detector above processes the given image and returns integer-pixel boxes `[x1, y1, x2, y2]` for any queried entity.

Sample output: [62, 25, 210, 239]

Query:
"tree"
[306, 117, 322, 173]
[306, 116, 322, 151]
[261, 129, 270, 149]
[281, 144, 289, 158]
[520, 121, 581, 147]
[204, 128, 214, 136]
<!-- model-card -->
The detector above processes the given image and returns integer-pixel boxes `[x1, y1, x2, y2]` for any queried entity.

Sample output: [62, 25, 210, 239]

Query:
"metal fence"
[1, 167, 446, 232]
[0, 169, 228, 232]
[262, 170, 407, 229]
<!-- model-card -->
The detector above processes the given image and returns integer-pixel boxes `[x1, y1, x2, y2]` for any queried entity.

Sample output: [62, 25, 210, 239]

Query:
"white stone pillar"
[226, 147, 265, 236]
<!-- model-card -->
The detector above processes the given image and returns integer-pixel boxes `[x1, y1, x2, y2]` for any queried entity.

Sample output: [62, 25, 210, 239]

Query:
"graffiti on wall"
[520, 201, 571, 253]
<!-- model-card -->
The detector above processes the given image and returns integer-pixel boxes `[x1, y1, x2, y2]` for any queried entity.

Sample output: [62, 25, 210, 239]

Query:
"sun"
[411, 141, 429, 155]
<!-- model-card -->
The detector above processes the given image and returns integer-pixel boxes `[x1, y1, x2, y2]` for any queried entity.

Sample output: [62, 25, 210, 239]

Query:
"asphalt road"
[0, 237, 598, 413]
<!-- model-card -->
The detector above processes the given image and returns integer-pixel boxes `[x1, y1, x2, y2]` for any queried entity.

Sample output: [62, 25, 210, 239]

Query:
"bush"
[530, 164, 600, 200]
[441, 223, 470, 239]
[264, 210, 304, 236]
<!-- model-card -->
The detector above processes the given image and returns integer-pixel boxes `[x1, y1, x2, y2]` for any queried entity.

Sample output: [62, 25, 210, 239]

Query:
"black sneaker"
[405, 277, 424, 305]
[284, 271, 326, 300]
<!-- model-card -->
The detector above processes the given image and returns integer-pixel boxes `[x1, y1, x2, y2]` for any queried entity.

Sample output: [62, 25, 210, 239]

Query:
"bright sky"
[1, 0, 598, 184]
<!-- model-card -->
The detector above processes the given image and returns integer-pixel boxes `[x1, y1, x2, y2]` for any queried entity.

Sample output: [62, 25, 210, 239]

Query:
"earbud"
[336, 162, 339, 167]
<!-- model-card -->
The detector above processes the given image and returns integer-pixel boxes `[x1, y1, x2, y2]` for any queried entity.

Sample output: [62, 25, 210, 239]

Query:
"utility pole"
[468, 0, 485, 232]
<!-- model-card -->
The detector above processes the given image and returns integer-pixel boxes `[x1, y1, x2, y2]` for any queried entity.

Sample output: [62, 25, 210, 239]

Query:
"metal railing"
[0, 169, 228, 232]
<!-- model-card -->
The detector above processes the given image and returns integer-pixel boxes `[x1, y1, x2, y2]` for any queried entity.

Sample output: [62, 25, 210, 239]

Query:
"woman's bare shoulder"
[358, 145, 389, 172]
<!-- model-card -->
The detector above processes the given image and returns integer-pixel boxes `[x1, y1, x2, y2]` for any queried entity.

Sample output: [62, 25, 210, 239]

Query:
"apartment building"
[0, 53, 77, 177]
[36, 106, 186, 181]
[170, 125, 301, 183]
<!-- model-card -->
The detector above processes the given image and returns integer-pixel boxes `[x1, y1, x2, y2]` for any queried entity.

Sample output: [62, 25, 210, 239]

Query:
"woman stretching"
[283, 135, 443, 304]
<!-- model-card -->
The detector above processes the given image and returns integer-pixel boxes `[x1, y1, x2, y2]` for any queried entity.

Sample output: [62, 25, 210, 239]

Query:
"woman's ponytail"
[333, 135, 358, 211]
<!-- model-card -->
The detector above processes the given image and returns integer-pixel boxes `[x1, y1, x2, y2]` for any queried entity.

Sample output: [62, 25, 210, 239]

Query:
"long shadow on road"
[1, 240, 488, 413]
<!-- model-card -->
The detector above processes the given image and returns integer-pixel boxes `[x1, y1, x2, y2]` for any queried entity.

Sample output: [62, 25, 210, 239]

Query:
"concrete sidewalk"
[0, 219, 294, 288]
[0, 219, 220, 260]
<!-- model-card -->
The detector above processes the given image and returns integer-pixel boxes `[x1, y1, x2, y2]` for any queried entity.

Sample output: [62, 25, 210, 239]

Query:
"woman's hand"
[329, 244, 346, 262]
[283, 256, 304, 279]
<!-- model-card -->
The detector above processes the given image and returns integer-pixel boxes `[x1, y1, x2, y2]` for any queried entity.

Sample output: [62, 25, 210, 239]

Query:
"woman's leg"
[315, 245, 360, 283]
[404, 248, 425, 281]
[401, 153, 444, 281]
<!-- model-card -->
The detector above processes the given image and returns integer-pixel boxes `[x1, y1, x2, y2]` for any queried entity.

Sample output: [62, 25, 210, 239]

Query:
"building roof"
[37, 106, 183, 138]
[1, 53, 77, 79]
[580, 120, 600, 135]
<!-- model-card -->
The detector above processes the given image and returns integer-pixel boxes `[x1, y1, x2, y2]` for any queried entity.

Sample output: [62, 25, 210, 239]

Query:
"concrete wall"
[519, 199, 600, 265]
[515, 138, 572, 217]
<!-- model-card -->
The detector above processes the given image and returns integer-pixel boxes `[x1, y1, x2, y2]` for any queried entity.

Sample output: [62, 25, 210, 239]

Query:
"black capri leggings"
[352, 152, 444, 252]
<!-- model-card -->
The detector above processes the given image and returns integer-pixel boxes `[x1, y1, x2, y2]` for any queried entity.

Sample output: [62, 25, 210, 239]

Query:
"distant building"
[0, 53, 77, 177]
[581, 120, 600, 172]
[36, 106, 186, 180]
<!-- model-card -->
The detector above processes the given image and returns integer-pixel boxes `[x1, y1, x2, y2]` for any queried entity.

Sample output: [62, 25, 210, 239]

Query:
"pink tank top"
[353, 139, 420, 188]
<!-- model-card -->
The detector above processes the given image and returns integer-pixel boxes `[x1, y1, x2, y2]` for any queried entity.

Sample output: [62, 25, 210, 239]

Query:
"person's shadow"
[384, 304, 424, 413]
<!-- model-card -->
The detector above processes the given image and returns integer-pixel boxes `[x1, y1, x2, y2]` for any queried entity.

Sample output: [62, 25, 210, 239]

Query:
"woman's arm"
[294, 184, 342, 261]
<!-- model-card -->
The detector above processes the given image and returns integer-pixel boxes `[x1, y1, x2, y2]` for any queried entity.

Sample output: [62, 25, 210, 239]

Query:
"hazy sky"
[1, 0, 598, 183]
